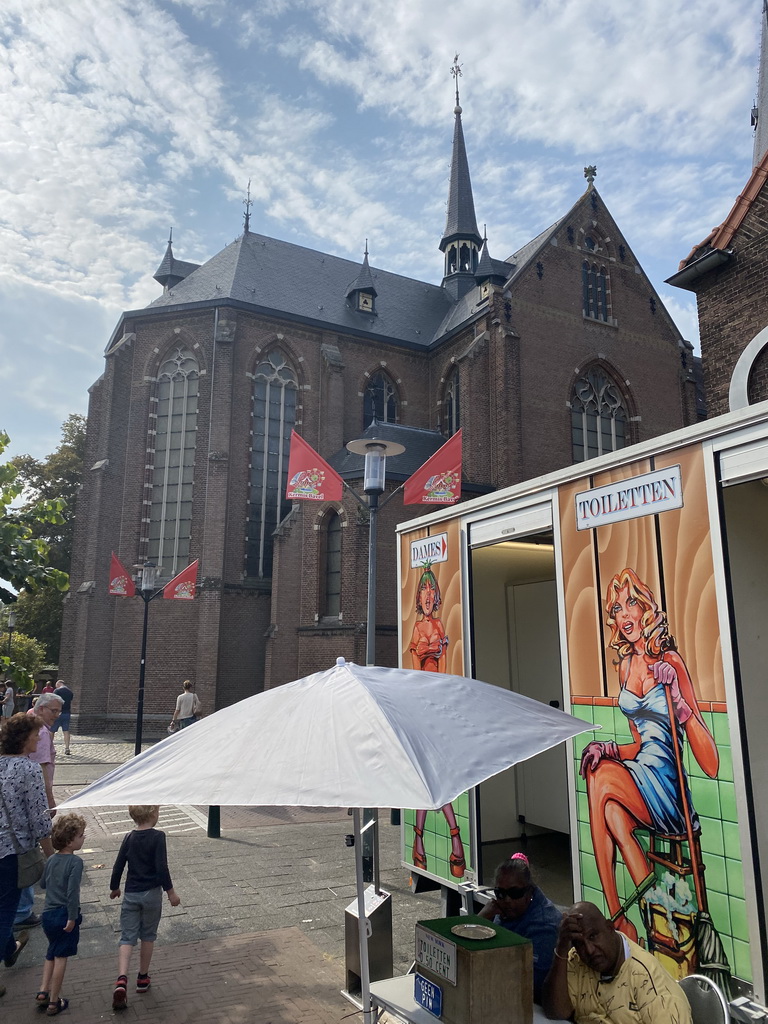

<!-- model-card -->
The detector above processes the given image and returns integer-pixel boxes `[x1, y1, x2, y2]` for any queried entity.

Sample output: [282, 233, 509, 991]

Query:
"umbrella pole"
[353, 808, 374, 1024]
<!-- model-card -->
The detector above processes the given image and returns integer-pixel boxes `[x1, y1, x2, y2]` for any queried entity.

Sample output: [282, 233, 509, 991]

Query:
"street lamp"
[6, 607, 16, 661]
[134, 562, 163, 756]
[345, 435, 405, 891]
[344, 437, 405, 667]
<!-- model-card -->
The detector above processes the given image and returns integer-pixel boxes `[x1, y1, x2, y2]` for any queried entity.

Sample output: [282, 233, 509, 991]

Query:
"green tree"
[0, 429, 69, 687]
[0, 622, 47, 688]
[10, 414, 85, 661]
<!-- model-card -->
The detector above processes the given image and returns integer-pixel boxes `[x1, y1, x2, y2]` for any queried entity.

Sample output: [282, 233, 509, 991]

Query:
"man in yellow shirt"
[542, 902, 692, 1023]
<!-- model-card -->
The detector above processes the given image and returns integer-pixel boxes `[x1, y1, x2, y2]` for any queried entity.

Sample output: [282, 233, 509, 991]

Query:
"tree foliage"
[0, 423, 76, 674]
[0, 624, 47, 688]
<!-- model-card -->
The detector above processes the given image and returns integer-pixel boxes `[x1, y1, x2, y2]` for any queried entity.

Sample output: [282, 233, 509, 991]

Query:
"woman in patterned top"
[0, 714, 54, 996]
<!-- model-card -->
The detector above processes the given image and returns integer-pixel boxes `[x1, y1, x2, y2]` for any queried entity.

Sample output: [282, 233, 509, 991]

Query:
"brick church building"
[668, 4, 768, 415]
[61, 88, 697, 733]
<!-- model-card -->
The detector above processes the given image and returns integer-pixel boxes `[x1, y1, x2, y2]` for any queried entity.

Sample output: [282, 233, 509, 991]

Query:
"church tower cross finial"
[243, 179, 253, 233]
[450, 53, 463, 108]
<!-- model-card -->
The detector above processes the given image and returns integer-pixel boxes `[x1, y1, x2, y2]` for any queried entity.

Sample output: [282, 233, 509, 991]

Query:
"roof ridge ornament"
[584, 165, 597, 187]
[243, 179, 253, 233]
[450, 52, 463, 112]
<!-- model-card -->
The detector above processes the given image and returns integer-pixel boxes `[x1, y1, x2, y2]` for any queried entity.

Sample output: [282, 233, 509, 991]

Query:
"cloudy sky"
[0, 0, 763, 459]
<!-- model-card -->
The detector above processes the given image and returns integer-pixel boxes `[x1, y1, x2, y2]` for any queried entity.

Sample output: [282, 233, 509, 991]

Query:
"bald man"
[542, 901, 692, 1023]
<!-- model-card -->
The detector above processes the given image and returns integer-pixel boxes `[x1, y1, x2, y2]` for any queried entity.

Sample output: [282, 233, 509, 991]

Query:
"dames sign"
[575, 465, 683, 531]
[410, 533, 448, 568]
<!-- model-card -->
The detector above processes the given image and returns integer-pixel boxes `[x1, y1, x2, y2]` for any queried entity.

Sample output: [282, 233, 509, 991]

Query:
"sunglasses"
[494, 886, 529, 901]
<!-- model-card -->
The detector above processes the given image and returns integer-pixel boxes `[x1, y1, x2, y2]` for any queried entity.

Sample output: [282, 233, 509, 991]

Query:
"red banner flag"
[108, 553, 135, 597]
[403, 430, 463, 505]
[285, 430, 344, 502]
[163, 559, 199, 600]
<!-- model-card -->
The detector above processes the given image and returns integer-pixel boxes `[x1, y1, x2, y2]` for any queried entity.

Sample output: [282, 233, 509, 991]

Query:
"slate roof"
[149, 231, 454, 349]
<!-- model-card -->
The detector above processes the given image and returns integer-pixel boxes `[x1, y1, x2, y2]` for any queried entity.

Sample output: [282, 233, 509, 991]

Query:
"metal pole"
[362, 490, 379, 884]
[134, 593, 150, 757]
[207, 805, 221, 838]
[353, 808, 374, 1024]
[365, 489, 378, 667]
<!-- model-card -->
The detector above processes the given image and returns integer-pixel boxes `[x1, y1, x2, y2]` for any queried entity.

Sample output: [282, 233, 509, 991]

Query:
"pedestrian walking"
[170, 680, 200, 731]
[0, 714, 53, 1000]
[51, 682, 74, 755]
[1, 682, 14, 719]
[37, 813, 87, 1016]
[109, 805, 180, 1009]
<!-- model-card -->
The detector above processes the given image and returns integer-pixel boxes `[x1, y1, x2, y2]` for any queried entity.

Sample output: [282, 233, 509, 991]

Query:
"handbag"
[17, 845, 46, 887]
[0, 778, 47, 887]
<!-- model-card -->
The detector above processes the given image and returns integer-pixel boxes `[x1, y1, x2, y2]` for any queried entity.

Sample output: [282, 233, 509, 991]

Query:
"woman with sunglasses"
[478, 853, 562, 1002]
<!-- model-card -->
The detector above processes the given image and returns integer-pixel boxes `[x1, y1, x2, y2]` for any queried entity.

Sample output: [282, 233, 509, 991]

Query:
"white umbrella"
[61, 658, 594, 1022]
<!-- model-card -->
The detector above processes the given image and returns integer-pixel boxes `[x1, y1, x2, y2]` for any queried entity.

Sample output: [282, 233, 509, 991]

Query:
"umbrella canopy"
[61, 658, 593, 811]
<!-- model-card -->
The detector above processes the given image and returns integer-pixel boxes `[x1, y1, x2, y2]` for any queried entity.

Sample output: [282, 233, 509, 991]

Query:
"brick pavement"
[1, 735, 440, 1022]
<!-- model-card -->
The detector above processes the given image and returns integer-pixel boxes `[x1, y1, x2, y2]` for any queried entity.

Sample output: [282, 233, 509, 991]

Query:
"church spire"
[753, 1, 768, 167]
[440, 54, 482, 300]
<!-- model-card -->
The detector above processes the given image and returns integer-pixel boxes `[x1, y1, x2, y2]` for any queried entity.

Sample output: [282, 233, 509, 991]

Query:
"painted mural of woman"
[580, 567, 719, 942]
[408, 565, 466, 878]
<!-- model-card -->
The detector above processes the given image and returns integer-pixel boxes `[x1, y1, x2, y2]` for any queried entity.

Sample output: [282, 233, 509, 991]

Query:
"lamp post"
[6, 607, 16, 661]
[134, 562, 162, 756]
[345, 435, 405, 886]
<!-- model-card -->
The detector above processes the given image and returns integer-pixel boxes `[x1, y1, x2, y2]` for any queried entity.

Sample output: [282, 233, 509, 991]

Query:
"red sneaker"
[112, 976, 127, 1010]
[136, 974, 151, 994]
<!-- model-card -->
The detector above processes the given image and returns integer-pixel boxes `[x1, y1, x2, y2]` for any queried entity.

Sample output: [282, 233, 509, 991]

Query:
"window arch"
[443, 366, 460, 436]
[363, 370, 399, 427]
[147, 346, 199, 574]
[322, 510, 342, 618]
[582, 261, 610, 322]
[246, 349, 298, 578]
[571, 366, 628, 463]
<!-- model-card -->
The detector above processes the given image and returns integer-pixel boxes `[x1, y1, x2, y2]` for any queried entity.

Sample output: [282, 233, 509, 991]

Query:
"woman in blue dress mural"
[579, 567, 719, 941]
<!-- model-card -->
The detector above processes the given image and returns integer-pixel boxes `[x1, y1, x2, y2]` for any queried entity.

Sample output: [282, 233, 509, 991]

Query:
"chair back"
[679, 973, 729, 1024]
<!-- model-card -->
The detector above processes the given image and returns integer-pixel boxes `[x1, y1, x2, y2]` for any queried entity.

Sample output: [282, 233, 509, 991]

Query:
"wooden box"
[415, 915, 532, 1024]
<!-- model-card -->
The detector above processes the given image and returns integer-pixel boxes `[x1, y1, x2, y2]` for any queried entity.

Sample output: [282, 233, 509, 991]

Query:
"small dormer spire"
[243, 179, 253, 233]
[347, 242, 377, 314]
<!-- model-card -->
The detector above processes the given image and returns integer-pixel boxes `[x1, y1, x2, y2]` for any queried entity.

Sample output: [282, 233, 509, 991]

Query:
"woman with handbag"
[170, 680, 201, 731]
[0, 713, 54, 995]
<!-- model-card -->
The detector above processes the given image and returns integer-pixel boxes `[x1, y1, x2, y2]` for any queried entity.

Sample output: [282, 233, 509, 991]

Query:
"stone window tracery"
[443, 366, 460, 436]
[147, 346, 199, 574]
[246, 349, 298, 578]
[571, 366, 627, 462]
[363, 370, 399, 426]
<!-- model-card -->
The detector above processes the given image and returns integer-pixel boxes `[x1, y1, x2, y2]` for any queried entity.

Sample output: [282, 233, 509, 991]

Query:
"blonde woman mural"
[580, 568, 719, 942]
[408, 565, 466, 877]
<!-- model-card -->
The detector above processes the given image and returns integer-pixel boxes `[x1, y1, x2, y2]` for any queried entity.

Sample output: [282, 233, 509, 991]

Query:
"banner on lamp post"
[403, 430, 462, 505]
[108, 553, 136, 597]
[163, 559, 199, 600]
[285, 430, 344, 502]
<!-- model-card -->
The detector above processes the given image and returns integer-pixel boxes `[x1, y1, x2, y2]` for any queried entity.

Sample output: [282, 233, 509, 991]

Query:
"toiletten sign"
[415, 925, 457, 985]
[575, 465, 682, 531]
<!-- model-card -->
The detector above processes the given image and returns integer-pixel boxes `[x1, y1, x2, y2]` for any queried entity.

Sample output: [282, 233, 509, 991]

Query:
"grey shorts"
[119, 887, 163, 945]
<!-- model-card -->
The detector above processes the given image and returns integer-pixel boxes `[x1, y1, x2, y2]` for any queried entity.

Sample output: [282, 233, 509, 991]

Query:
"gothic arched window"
[147, 346, 199, 574]
[443, 366, 460, 436]
[582, 261, 610, 322]
[322, 511, 342, 619]
[246, 349, 298, 578]
[363, 370, 399, 427]
[571, 367, 628, 463]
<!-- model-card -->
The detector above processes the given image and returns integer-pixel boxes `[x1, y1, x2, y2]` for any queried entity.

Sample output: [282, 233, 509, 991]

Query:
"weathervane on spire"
[450, 53, 463, 108]
[243, 179, 253, 233]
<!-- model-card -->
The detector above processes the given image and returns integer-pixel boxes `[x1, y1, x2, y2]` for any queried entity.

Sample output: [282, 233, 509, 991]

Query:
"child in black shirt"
[109, 805, 180, 1009]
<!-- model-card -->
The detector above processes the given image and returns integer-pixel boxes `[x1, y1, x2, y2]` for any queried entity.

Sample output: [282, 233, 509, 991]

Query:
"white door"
[508, 580, 569, 833]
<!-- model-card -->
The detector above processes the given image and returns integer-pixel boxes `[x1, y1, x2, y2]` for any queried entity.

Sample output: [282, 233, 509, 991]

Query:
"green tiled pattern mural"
[403, 792, 472, 882]
[571, 702, 751, 983]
